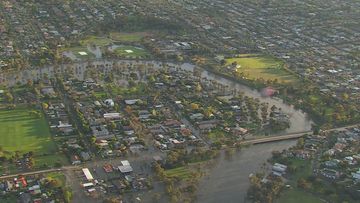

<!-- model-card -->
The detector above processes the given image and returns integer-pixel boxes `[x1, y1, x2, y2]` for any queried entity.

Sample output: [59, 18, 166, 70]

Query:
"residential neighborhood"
[0, 0, 360, 203]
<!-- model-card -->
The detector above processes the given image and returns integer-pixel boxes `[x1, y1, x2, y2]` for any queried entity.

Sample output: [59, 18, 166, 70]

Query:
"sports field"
[0, 107, 57, 155]
[80, 32, 147, 46]
[225, 54, 298, 84]
[110, 32, 147, 42]
[114, 46, 150, 58]
[164, 166, 193, 180]
[80, 36, 112, 46]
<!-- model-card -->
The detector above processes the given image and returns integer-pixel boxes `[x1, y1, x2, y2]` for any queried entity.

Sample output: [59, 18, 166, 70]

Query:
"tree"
[63, 188, 73, 203]
[204, 107, 214, 118]
[47, 177, 62, 188]
[296, 138, 305, 148]
[190, 103, 199, 110]
[195, 83, 202, 92]
[312, 124, 320, 135]
[28, 157, 35, 169]
[90, 136, 97, 144]
[270, 105, 277, 112]
[5, 92, 13, 103]
[297, 178, 311, 190]
[109, 122, 117, 131]
[42, 102, 49, 110]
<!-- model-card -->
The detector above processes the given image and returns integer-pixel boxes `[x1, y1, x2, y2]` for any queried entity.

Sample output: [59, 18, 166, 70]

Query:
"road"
[0, 166, 80, 180]
[240, 131, 312, 145]
[2, 123, 358, 180]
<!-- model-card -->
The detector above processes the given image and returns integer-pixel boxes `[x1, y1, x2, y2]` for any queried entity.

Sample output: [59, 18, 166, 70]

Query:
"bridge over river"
[240, 123, 360, 145]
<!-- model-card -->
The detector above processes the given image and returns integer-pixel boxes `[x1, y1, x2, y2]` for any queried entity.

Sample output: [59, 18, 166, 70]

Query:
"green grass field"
[110, 32, 147, 42]
[0, 107, 68, 171]
[81, 32, 147, 46]
[164, 167, 193, 180]
[225, 54, 297, 83]
[207, 129, 227, 142]
[35, 154, 68, 168]
[275, 159, 322, 203]
[276, 189, 323, 203]
[1, 194, 18, 203]
[113, 46, 150, 58]
[108, 83, 148, 96]
[80, 36, 113, 46]
[47, 172, 67, 187]
[92, 91, 109, 100]
[0, 107, 57, 155]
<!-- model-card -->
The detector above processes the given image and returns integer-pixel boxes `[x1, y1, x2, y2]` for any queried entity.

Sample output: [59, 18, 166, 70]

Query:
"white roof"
[82, 182, 94, 187]
[94, 101, 101, 106]
[88, 188, 96, 192]
[353, 172, 360, 180]
[82, 168, 94, 181]
[125, 99, 139, 105]
[125, 50, 134, 53]
[78, 52, 88, 56]
[121, 160, 130, 166]
[118, 165, 133, 173]
[103, 113, 121, 119]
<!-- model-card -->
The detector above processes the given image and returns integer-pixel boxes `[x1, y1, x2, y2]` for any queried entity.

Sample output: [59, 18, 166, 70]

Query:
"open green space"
[80, 35, 112, 46]
[0, 107, 68, 171]
[107, 83, 148, 96]
[164, 167, 193, 180]
[274, 158, 322, 203]
[35, 154, 68, 168]
[110, 32, 147, 42]
[207, 129, 227, 142]
[113, 46, 150, 58]
[225, 54, 297, 84]
[306, 95, 334, 116]
[1, 194, 18, 203]
[47, 172, 67, 187]
[0, 107, 57, 155]
[80, 32, 147, 46]
[276, 188, 323, 203]
[92, 91, 109, 100]
[288, 159, 312, 181]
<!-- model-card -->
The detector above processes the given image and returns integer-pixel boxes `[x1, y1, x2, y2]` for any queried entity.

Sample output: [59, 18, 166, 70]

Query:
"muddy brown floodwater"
[0, 60, 311, 202]
[196, 140, 297, 203]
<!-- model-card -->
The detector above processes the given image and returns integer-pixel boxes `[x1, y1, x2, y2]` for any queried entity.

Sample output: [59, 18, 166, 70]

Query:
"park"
[224, 54, 298, 84]
[0, 106, 66, 172]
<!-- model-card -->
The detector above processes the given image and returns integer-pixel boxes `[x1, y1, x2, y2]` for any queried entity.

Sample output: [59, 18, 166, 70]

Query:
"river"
[196, 140, 297, 203]
[0, 60, 311, 134]
[0, 60, 311, 202]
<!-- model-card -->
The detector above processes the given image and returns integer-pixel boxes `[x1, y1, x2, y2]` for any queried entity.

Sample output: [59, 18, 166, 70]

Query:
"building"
[91, 125, 111, 140]
[118, 160, 133, 174]
[103, 113, 121, 120]
[82, 168, 94, 181]
[272, 163, 287, 175]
